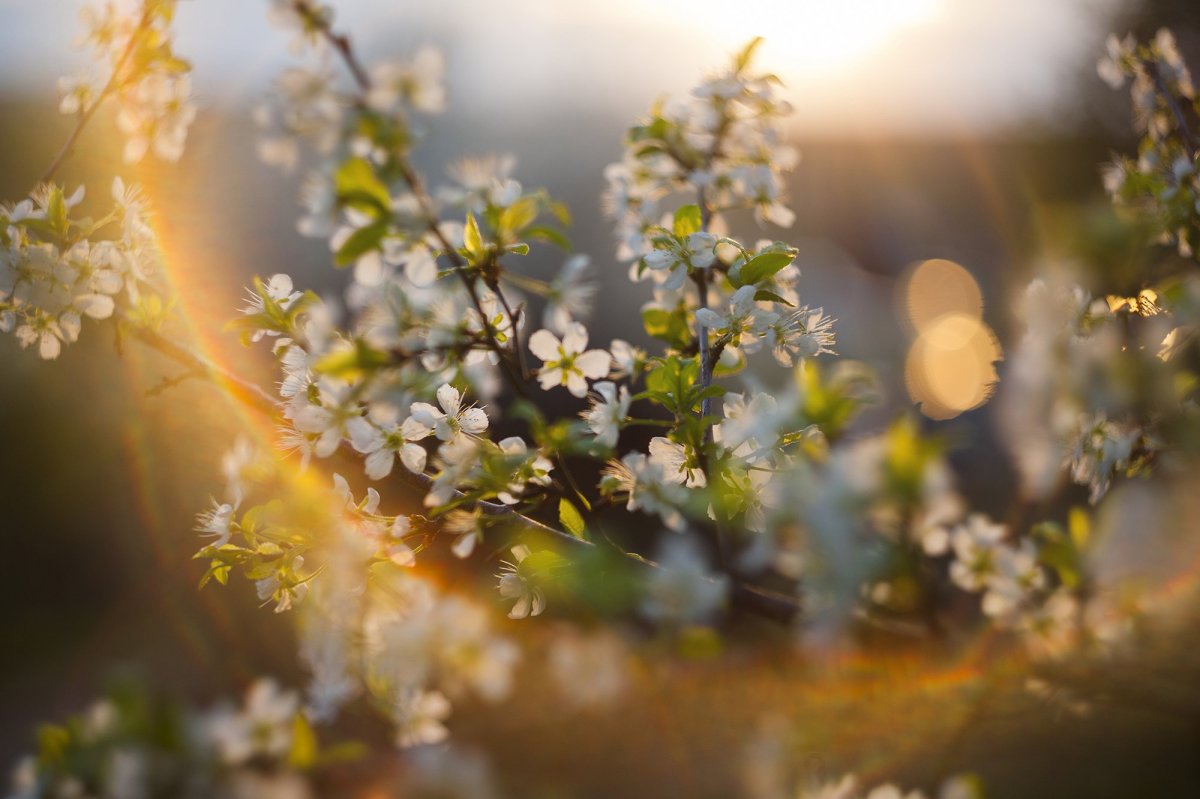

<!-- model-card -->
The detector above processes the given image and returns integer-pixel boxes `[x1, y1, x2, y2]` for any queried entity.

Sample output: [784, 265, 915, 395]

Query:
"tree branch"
[34, 4, 154, 190]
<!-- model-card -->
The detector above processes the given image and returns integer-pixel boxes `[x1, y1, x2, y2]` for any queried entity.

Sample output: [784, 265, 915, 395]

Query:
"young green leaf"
[737, 251, 794, 286]
[673, 204, 703, 237]
[558, 498, 587, 539]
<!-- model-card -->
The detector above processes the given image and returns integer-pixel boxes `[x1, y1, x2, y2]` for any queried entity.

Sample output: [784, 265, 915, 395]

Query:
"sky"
[0, 0, 1130, 135]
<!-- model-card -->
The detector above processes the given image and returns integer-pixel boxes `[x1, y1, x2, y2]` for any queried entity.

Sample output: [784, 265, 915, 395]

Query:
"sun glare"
[646, 0, 941, 73]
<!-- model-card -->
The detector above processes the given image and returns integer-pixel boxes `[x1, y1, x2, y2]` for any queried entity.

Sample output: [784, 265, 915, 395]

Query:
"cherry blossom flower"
[393, 688, 452, 748]
[367, 47, 447, 115]
[543, 254, 596, 333]
[648, 436, 707, 488]
[347, 413, 431, 478]
[643, 232, 718, 291]
[530, 322, 612, 397]
[496, 545, 546, 619]
[949, 515, 1007, 592]
[582, 381, 631, 448]
[403, 384, 489, 445]
[204, 679, 300, 765]
[641, 536, 727, 625]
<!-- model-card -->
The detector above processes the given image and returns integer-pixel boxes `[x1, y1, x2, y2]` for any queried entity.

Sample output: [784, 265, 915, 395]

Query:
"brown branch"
[302, 1, 530, 398]
[128, 326, 279, 413]
[269, 1, 802, 622]
[34, 4, 155, 190]
[1146, 59, 1198, 158]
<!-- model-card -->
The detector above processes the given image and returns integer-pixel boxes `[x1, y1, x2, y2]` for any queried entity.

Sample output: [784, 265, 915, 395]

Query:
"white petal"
[530, 588, 546, 617]
[509, 593, 531, 619]
[694, 308, 726, 329]
[436, 383, 462, 416]
[451, 532, 477, 559]
[662, 266, 686, 291]
[58, 313, 81, 342]
[528, 329, 562, 362]
[365, 448, 395, 480]
[538, 367, 563, 391]
[407, 403, 442, 430]
[76, 293, 115, 320]
[575, 349, 612, 379]
[730, 284, 758, 313]
[404, 250, 437, 286]
[497, 436, 526, 455]
[346, 417, 382, 453]
[459, 407, 489, 435]
[400, 442, 427, 473]
[388, 544, 415, 567]
[561, 321, 589, 354]
[364, 487, 381, 514]
[566, 371, 589, 398]
[644, 250, 675, 271]
[38, 331, 61, 360]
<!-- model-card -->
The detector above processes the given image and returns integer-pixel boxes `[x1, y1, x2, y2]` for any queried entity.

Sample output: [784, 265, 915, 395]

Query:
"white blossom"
[530, 322, 612, 398]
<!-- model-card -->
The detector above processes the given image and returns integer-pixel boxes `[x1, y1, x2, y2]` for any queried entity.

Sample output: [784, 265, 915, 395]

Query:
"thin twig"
[128, 326, 279, 412]
[34, 5, 154, 190]
[270, 1, 802, 621]
[301, 0, 529, 397]
[1147, 59, 1198, 158]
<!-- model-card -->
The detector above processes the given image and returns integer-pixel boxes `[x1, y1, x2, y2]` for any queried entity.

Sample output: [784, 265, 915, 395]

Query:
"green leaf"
[549, 201, 573, 227]
[506, 242, 530, 255]
[312, 339, 391, 379]
[36, 724, 71, 765]
[288, 714, 319, 769]
[45, 186, 68, 237]
[525, 224, 572, 250]
[737, 251, 794, 286]
[641, 305, 692, 350]
[334, 221, 388, 267]
[499, 196, 539, 236]
[754, 289, 794, 306]
[645, 356, 701, 415]
[558, 498, 586, 539]
[734, 37, 765, 73]
[518, 550, 568, 582]
[464, 212, 485, 259]
[673, 204, 703, 237]
[335, 157, 391, 215]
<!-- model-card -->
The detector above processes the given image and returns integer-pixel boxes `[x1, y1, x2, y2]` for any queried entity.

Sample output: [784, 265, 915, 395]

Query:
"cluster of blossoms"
[941, 514, 1082, 658]
[741, 720, 982, 799]
[5, 679, 319, 799]
[604, 37, 798, 263]
[1098, 28, 1199, 256]
[13, 0, 1200, 789]
[65, 0, 196, 163]
[0, 179, 163, 359]
[997, 276, 1181, 505]
[195, 439, 521, 745]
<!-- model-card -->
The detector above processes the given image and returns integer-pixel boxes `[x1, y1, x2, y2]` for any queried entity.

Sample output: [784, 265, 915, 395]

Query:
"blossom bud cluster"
[604, 38, 799, 263]
[1099, 29, 1200, 257]
[0, 179, 162, 359]
[65, 0, 196, 163]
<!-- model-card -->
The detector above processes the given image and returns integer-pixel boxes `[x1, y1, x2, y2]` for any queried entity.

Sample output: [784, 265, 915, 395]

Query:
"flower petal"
[538, 367, 563, 391]
[459, 407, 489, 435]
[575, 349, 612, 379]
[528, 329, 562, 362]
[561, 321, 589, 354]
[436, 383, 462, 416]
[365, 448, 395, 480]
[400, 442, 427, 473]
[566, 371, 589, 398]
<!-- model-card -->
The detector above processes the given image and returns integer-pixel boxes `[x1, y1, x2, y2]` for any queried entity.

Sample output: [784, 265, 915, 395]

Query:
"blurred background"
[3, 0, 1200, 795]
